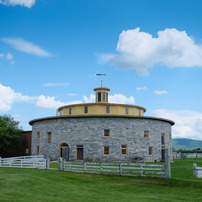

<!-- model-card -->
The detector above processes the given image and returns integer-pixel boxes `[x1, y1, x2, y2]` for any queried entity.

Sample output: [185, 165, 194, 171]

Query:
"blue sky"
[0, 0, 202, 140]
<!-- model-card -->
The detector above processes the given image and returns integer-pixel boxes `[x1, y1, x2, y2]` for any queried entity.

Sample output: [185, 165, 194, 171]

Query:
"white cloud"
[36, 95, 66, 109]
[6, 53, 15, 64]
[0, 53, 4, 57]
[43, 83, 70, 87]
[0, 84, 35, 112]
[137, 87, 147, 91]
[109, 94, 135, 104]
[0, 0, 35, 8]
[2, 38, 52, 57]
[6, 53, 13, 60]
[151, 109, 202, 140]
[154, 90, 167, 95]
[0, 83, 135, 111]
[83, 94, 135, 104]
[36, 95, 82, 109]
[98, 27, 202, 76]
[83, 94, 95, 103]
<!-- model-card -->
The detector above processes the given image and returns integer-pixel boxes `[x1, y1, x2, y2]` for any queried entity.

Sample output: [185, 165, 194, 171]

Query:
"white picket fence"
[173, 153, 202, 160]
[0, 156, 49, 169]
[59, 160, 166, 178]
[193, 163, 202, 178]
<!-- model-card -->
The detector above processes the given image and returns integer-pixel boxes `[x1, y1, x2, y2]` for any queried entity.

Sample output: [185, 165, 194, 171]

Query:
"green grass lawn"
[1, 159, 202, 201]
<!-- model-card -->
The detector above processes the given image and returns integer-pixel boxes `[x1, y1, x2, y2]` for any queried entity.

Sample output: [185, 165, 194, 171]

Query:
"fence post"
[165, 148, 171, 178]
[46, 157, 50, 170]
[119, 163, 122, 176]
[100, 162, 103, 174]
[58, 157, 62, 171]
[193, 163, 198, 178]
[84, 162, 86, 172]
[140, 165, 143, 176]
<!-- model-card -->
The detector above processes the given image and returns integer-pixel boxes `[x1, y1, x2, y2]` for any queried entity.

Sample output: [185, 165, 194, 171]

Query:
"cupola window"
[98, 92, 101, 102]
[103, 93, 105, 101]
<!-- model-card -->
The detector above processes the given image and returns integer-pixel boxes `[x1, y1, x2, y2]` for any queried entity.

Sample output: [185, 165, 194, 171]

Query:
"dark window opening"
[98, 92, 101, 102]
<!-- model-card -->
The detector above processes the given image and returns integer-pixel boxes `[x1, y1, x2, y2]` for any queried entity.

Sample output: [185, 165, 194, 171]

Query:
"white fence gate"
[193, 163, 202, 178]
[0, 156, 49, 169]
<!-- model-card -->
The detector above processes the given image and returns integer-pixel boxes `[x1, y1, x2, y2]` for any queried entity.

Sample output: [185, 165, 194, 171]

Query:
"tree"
[0, 115, 23, 157]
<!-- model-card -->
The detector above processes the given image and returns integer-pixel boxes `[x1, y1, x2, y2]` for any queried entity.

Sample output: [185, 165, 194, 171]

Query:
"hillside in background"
[172, 138, 202, 150]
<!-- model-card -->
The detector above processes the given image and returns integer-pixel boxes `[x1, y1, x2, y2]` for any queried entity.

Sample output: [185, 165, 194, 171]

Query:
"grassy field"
[0, 159, 202, 201]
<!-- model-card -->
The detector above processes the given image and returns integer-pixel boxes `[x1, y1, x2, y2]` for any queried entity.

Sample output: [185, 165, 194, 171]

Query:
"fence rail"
[59, 148, 171, 178]
[0, 156, 49, 169]
[60, 160, 166, 178]
[173, 153, 202, 160]
[193, 163, 202, 178]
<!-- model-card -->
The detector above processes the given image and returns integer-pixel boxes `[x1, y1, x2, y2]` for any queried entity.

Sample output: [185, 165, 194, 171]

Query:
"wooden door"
[77, 146, 83, 160]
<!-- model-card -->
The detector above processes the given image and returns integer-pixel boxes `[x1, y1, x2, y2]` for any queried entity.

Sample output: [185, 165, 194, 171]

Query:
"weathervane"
[96, 73, 106, 87]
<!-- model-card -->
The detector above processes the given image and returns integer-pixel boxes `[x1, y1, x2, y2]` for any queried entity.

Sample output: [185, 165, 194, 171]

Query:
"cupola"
[93, 80, 110, 103]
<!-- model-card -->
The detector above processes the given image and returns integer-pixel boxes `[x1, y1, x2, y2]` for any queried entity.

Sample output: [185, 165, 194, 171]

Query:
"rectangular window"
[106, 93, 108, 102]
[144, 131, 149, 138]
[149, 147, 153, 156]
[84, 106, 88, 113]
[69, 108, 72, 115]
[169, 133, 171, 140]
[161, 133, 165, 145]
[138, 109, 141, 116]
[103, 92, 105, 101]
[125, 107, 128, 114]
[106, 106, 110, 113]
[37, 132, 40, 140]
[104, 129, 110, 137]
[104, 146, 110, 155]
[36, 145, 39, 155]
[121, 145, 127, 155]
[47, 132, 51, 144]
[98, 92, 101, 102]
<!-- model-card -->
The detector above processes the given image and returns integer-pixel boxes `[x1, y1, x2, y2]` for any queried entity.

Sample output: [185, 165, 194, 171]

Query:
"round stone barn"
[30, 83, 174, 162]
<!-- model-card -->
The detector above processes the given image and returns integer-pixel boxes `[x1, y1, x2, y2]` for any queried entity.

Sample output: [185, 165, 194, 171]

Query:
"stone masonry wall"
[31, 117, 172, 162]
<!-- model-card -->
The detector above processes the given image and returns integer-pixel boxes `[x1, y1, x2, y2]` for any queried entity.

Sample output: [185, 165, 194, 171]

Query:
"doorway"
[60, 143, 69, 160]
[76, 145, 83, 160]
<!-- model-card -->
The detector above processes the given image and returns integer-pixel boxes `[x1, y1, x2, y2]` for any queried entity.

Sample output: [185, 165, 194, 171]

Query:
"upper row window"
[106, 106, 110, 113]
[69, 108, 72, 115]
[84, 106, 88, 113]
[125, 107, 128, 114]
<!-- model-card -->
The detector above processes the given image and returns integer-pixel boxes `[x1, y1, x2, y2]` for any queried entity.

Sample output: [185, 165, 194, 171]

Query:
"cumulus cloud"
[43, 83, 70, 87]
[154, 90, 167, 95]
[83, 94, 135, 104]
[137, 87, 147, 91]
[0, 84, 35, 112]
[36, 95, 82, 109]
[151, 109, 202, 140]
[0, 83, 135, 111]
[98, 27, 202, 76]
[2, 38, 52, 57]
[0, 0, 35, 8]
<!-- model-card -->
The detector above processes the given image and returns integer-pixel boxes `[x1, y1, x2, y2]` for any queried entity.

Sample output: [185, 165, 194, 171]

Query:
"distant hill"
[172, 138, 202, 150]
